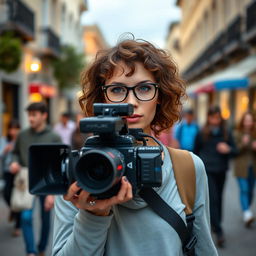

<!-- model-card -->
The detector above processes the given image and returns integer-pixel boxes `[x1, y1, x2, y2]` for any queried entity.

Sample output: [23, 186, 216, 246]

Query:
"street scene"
[1, 0, 256, 255]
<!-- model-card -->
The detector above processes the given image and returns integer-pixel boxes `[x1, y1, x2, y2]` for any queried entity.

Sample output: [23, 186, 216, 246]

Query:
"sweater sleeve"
[11, 133, 21, 163]
[190, 153, 218, 255]
[52, 195, 113, 256]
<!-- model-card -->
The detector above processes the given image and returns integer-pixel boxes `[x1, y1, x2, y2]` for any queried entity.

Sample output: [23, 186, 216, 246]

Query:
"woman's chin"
[127, 123, 143, 129]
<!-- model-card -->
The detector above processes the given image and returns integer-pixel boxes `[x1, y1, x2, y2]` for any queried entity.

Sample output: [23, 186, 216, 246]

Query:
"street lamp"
[30, 57, 42, 72]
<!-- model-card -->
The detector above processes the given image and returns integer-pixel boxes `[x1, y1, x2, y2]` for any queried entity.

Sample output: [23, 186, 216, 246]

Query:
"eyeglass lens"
[105, 83, 157, 102]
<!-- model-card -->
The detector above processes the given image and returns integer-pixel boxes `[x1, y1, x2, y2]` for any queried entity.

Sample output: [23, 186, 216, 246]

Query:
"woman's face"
[208, 112, 222, 127]
[9, 127, 20, 140]
[104, 62, 158, 134]
[243, 113, 254, 130]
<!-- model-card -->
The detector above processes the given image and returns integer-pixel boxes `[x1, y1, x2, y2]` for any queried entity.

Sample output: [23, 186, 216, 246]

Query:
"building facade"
[166, 0, 256, 127]
[83, 24, 109, 65]
[0, 0, 87, 136]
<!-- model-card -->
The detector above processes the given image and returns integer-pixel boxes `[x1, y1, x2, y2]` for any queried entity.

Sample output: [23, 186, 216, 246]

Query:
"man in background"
[54, 112, 76, 145]
[174, 108, 199, 152]
[10, 102, 61, 256]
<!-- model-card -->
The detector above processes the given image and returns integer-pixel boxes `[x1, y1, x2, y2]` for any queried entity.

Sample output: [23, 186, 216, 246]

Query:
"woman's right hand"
[64, 176, 133, 216]
[3, 143, 13, 154]
[9, 162, 21, 174]
[242, 134, 250, 145]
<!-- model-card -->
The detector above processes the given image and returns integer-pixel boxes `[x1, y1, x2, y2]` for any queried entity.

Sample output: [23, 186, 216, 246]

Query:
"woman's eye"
[137, 84, 152, 92]
[110, 86, 126, 94]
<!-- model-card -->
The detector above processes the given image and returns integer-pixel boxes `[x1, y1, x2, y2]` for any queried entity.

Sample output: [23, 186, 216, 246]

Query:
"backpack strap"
[167, 147, 196, 215]
[167, 147, 197, 255]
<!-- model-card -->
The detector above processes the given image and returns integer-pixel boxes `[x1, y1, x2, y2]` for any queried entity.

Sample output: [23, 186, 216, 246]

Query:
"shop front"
[28, 82, 57, 123]
[187, 55, 256, 127]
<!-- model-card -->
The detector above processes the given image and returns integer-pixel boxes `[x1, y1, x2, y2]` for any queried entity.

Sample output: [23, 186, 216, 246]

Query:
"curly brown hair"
[79, 38, 186, 136]
[237, 111, 256, 134]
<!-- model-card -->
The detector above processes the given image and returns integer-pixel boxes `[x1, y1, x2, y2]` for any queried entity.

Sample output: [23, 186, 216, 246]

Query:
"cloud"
[82, 0, 180, 47]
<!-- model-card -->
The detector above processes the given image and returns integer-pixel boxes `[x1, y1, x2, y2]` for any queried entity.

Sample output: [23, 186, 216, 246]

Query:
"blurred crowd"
[159, 106, 256, 248]
[0, 102, 256, 255]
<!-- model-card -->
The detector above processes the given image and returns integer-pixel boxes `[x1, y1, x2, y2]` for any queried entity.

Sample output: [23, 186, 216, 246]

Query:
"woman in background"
[233, 112, 256, 227]
[194, 106, 236, 248]
[0, 119, 21, 236]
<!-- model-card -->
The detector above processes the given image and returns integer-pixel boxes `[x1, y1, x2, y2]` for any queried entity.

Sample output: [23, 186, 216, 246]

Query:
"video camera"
[29, 103, 163, 199]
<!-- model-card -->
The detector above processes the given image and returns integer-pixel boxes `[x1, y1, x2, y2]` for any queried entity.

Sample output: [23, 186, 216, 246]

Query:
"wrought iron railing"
[182, 15, 244, 80]
[5, 0, 35, 40]
[42, 27, 61, 57]
[246, 1, 256, 33]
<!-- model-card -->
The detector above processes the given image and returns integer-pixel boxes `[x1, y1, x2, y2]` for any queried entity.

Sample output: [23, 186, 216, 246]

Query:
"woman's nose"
[125, 90, 138, 107]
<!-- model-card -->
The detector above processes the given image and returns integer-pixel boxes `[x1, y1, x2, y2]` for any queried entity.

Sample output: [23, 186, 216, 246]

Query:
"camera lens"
[87, 157, 112, 181]
[75, 148, 125, 194]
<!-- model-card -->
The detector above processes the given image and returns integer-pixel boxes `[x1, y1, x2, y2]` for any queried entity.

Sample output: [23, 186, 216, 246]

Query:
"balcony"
[40, 28, 61, 58]
[223, 16, 247, 56]
[182, 15, 249, 81]
[0, 0, 34, 41]
[244, 0, 256, 44]
[182, 33, 226, 81]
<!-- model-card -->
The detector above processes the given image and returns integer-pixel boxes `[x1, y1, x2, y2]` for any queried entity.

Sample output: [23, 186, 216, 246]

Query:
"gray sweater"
[52, 146, 218, 256]
[12, 126, 61, 167]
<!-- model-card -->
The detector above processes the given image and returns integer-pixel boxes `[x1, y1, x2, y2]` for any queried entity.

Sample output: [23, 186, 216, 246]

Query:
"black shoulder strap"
[139, 187, 189, 244]
[139, 187, 197, 255]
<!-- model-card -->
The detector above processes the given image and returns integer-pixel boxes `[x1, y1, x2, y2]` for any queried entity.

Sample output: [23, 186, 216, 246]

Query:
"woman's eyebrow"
[109, 80, 153, 86]
[109, 82, 126, 85]
[136, 80, 153, 84]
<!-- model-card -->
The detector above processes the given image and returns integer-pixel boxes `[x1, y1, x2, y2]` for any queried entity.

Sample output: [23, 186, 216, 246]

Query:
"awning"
[187, 54, 256, 95]
[214, 78, 249, 90]
[29, 82, 57, 98]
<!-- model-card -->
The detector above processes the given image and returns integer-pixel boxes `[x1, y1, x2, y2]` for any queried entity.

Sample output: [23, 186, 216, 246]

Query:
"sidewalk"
[0, 194, 53, 256]
[216, 170, 256, 256]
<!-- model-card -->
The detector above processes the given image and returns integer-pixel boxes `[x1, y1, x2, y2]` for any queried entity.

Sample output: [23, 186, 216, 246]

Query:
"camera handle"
[128, 128, 163, 151]
[139, 132, 164, 152]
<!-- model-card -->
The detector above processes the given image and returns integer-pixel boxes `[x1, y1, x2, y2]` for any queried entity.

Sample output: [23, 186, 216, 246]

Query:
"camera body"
[29, 103, 163, 198]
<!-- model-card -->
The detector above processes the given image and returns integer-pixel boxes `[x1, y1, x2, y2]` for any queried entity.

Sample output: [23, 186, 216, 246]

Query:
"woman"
[52, 37, 218, 255]
[233, 112, 256, 227]
[0, 119, 21, 236]
[194, 106, 236, 248]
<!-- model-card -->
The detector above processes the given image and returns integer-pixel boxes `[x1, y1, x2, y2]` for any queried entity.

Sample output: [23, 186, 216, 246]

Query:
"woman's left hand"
[252, 140, 256, 151]
[64, 176, 133, 216]
[216, 142, 231, 154]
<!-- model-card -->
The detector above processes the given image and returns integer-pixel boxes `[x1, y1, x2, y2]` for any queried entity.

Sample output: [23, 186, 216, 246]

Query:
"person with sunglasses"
[52, 36, 217, 256]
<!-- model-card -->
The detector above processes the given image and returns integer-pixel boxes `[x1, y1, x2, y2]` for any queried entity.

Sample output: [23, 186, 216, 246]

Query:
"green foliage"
[53, 45, 85, 89]
[0, 33, 22, 73]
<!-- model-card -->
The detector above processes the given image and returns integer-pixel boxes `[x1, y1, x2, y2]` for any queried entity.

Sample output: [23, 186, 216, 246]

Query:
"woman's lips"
[125, 114, 142, 123]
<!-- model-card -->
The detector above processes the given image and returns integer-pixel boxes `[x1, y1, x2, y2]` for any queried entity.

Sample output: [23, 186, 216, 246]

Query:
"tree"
[0, 33, 22, 73]
[53, 45, 85, 90]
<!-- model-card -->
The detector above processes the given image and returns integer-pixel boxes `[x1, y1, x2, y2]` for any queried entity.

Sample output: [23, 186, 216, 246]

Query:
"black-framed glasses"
[102, 82, 159, 103]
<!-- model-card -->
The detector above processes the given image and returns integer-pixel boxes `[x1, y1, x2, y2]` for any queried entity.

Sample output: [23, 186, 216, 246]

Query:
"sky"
[81, 0, 181, 48]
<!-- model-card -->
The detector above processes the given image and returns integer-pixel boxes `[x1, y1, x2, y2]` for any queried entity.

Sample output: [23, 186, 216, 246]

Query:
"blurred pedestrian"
[233, 111, 256, 227]
[194, 106, 236, 248]
[157, 128, 179, 148]
[9, 102, 62, 256]
[54, 112, 76, 145]
[0, 119, 21, 236]
[174, 108, 199, 151]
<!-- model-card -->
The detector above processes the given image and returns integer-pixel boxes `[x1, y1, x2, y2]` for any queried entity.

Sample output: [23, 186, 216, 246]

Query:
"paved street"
[0, 170, 255, 256]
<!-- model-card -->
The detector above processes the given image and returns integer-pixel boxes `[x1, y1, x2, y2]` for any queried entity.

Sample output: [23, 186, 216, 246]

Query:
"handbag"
[11, 167, 34, 212]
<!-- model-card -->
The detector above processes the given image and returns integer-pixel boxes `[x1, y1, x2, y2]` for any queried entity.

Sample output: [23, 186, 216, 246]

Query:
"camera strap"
[139, 148, 197, 255]
[139, 188, 195, 255]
